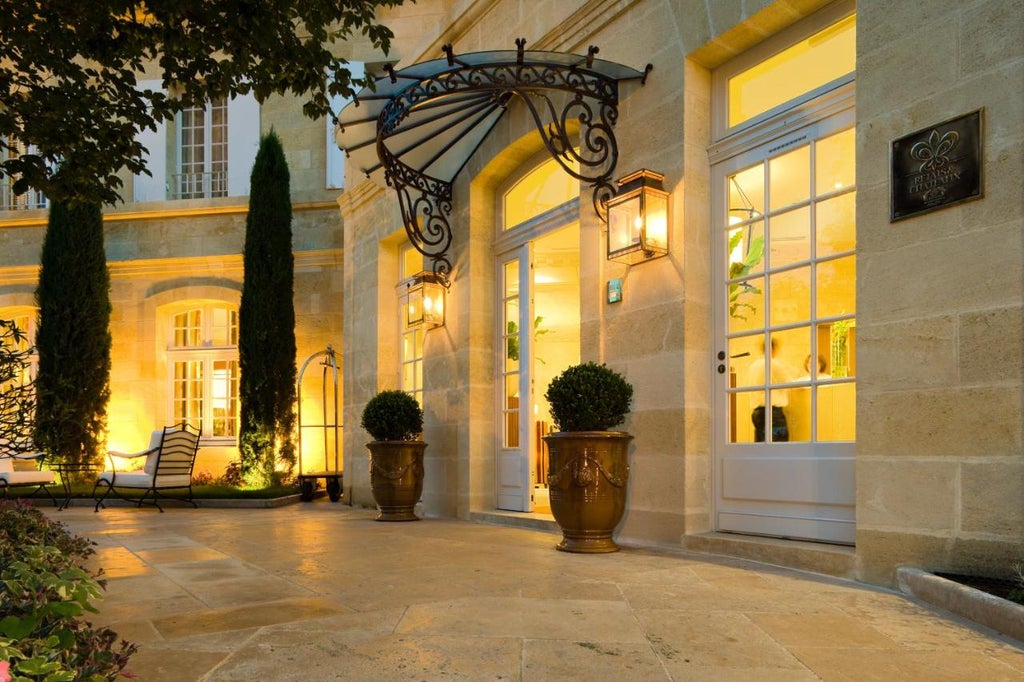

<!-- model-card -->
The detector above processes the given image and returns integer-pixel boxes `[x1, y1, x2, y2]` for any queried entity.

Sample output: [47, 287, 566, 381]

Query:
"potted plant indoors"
[360, 390, 426, 521]
[543, 362, 634, 553]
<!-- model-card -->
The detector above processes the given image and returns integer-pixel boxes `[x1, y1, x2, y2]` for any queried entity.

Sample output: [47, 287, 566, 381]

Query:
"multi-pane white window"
[168, 305, 239, 438]
[398, 244, 425, 405]
[174, 97, 229, 199]
[133, 84, 260, 202]
[1, 138, 48, 211]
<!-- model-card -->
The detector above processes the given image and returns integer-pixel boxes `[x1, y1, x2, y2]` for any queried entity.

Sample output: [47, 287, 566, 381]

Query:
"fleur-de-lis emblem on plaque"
[910, 129, 959, 171]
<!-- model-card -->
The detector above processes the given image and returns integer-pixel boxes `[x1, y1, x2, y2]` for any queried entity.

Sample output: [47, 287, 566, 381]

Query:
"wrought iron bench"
[93, 423, 201, 512]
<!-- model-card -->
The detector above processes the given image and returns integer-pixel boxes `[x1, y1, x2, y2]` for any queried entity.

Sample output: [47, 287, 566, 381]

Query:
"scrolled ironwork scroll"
[371, 40, 650, 287]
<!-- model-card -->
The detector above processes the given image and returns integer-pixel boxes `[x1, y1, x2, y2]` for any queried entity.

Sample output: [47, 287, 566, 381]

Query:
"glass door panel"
[501, 261, 521, 450]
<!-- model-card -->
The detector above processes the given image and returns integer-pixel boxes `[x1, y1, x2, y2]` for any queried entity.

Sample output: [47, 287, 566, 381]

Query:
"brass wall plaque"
[890, 109, 983, 221]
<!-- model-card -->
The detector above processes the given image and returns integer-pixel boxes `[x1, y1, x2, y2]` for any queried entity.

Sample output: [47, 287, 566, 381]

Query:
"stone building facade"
[338, 0, 1023, 587]
[0, 0, 1019, 588]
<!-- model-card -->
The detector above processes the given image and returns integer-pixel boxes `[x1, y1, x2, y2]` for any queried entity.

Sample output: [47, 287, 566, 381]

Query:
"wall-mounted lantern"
[606, 169, 669, 264]
[405, 271, 446, 329]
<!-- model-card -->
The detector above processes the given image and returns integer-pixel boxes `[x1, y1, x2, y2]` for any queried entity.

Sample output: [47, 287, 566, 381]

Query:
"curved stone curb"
[897, 566, 1024, 643]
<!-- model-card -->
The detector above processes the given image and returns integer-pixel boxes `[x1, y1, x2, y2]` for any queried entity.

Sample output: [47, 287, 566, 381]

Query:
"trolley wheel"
[326, 477, 342, 502]
[299, 478, 315, 502]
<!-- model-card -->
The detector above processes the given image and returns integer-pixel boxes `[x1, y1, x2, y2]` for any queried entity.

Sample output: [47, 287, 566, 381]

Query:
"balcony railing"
[171, 171, 228, 200]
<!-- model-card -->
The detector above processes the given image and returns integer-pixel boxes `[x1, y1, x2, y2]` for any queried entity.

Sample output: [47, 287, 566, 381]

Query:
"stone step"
[683, 531, 857, 580]
[469, 510, 560, 533]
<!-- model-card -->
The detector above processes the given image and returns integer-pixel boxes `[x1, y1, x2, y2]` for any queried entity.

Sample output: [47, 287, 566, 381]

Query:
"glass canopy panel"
[336, 47, 647, 188]
[727, 14, 856, 128]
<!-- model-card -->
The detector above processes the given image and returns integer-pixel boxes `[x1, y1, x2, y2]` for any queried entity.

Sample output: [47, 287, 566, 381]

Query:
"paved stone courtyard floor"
[48, 502, 1024, 681]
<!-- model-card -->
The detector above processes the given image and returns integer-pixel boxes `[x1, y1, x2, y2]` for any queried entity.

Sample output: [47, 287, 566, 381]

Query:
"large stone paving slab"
[44, 505, 1024, 682]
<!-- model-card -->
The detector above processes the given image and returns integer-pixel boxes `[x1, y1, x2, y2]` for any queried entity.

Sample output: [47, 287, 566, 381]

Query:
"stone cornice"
[0, 201, 340, 229]
[0, 248, 341, 284]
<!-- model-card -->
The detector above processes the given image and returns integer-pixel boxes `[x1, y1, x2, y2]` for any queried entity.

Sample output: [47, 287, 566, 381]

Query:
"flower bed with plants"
[0, 499, 136, 680]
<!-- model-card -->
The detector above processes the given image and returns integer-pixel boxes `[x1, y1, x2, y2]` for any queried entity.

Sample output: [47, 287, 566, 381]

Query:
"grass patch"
[193, 484, 301, 499]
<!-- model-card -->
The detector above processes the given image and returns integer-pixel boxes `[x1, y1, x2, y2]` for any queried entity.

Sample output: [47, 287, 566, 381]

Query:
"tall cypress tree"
[238, 131, 297, 487]
[34, 200, 111, 467]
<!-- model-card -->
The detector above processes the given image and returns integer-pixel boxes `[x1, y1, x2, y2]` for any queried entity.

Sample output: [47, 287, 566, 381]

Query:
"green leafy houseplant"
[728, 231, 765, 320]
[545, 362, 633, 432]
[361, 390, 424, 441]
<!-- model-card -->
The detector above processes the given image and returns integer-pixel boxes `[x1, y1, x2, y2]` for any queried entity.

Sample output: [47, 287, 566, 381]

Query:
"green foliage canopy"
[0, 0, 401, 206]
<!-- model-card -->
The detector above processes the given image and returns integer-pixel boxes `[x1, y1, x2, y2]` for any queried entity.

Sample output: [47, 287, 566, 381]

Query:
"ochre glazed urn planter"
[542, 431, 632, 553]
[366, 441, 426, 521]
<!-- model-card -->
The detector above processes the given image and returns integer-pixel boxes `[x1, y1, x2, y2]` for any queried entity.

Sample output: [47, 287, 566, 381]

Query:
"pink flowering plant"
[0, 500, 136, 680]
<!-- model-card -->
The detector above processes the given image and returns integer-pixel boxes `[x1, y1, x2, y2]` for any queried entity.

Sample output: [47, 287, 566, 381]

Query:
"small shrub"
[0, 500, 137, 680]
[545, 362, 633, 432]
[192, 470, 216, 486]
[361, 390, 423, 441]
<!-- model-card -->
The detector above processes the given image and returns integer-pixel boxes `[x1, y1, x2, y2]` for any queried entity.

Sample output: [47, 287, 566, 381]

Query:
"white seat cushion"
[96, 471, 191, 488]
[0, 469, 55, 485]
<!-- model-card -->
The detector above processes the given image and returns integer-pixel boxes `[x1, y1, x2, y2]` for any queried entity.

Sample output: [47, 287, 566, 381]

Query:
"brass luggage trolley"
[296, 345, 343, 502]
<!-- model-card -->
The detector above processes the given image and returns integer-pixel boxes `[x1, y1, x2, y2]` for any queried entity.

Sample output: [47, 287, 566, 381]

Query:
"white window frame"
[710, 0, 856, 143]
[166, 304, 239, 441]
[396, 243, 425, 405]
[174, 97, 229, 199]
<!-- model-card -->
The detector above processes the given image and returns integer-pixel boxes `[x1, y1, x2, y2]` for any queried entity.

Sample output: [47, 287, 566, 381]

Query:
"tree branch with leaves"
[0, 0, 401, 206]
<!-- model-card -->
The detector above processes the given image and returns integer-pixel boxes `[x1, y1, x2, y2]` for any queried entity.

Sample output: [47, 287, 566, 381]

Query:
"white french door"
[496, 224, 580, 512]
[497, 244, 534, 511]
[713, 107, 857, 544]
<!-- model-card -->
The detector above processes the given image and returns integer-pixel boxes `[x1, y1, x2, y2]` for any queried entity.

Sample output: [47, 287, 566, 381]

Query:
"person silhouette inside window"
[748, 337, 796, 442]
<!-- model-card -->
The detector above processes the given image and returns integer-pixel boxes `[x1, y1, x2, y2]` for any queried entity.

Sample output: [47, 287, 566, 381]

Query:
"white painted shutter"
[227, 92, 261, 197]
[326, 62, 364, 190]
[132, 80, 168, 203]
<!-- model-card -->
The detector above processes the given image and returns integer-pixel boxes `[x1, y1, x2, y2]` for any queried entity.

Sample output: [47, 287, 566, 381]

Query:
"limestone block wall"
[855, 0, 1024, 583]
[339, 182, 405, 509]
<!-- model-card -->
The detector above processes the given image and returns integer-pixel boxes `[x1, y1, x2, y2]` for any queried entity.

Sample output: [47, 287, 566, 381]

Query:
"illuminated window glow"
[168, 305, 238, 438]
[728, 14, 855, 129]
[503, 156, 579, 229]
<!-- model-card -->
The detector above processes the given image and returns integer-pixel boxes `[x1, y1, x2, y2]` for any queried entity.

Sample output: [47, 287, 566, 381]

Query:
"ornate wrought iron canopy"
[335, 39, 651, 285]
